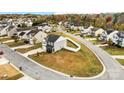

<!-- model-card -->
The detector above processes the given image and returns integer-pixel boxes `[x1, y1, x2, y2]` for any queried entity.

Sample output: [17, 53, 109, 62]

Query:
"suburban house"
[45, 34, 67, 53]
[26, 30, 47, 44]
[116, 32, 124, 47]
[18, 30, 31, 40]
[0, 25, 10, 36]
[24, 20, 33, 27]
[100, 30, 118, 42]
[44, 34, 81, 53]
[81, 26, 94, 36]
[94, 28, 105, 37]
[90, 28, 99, 37]
[7, 26, 17, 37]
[36, 23, 52, 32]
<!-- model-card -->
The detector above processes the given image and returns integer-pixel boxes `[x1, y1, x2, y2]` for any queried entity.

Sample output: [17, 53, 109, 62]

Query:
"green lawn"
[117, 59, 124, 66]
[84, 35, 94, 39]
[0, 37, 13, 42]
[29, 32, 103, 77]
[90, 40, 105, 45]
[16, 43, 42, 53]
[67, 30, 80, 34]
[101, 46, 124, 55]
[67, 40, 78, 48]
[5, 40, 26, 47]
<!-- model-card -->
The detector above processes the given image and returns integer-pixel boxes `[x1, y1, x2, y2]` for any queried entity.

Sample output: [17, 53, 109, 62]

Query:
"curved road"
[0, 32, 124, 80]
[65, 32, 124, 80]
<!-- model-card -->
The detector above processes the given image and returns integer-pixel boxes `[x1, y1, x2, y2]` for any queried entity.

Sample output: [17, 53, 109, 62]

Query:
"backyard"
[0, 37, 13, 42]
[90, 40, 105, 45]
[101, 46, 124, 55]
[29, 32, 103, 77]
[0, 64, 23, 80]
[116, 59, 124, 66]
[16, 43, 42, 53]
[5, 40, 26, 47]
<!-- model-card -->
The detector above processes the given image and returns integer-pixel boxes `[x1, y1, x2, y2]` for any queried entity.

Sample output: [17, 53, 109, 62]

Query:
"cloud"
[0, 0, 123, 13]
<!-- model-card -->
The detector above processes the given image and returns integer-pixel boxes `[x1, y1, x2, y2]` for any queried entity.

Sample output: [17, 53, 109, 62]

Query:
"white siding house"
[45, 34, 67, 53]
[7, 26, 17, 37]
[26, 30, 47, 44]
[0, 26, 9, 36]
[95, 28, 105, 37]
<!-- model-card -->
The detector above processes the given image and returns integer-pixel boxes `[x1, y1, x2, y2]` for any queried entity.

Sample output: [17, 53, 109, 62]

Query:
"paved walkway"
[112, 55, 124, 59]
[85, 38, 96, 41]
[64, 32, 124, 80]
[3, 40, 14, 43]
[0, 36, 8, 39]
[96, 44, 108, 47]
[23, 48, 44, 57]
[11, 44, 34, 50]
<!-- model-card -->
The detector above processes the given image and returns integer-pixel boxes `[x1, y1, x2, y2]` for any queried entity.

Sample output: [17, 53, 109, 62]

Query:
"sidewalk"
[3, 40, 14, 43]
[112, 55, 124, 59]
[23, 48, 44, 57]
[11, 44, 34, 50]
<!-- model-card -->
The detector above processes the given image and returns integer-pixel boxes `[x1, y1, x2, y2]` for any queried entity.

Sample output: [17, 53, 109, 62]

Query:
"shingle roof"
[19, 32, 26, 36]
[47, 34, 60, 43]
[26, 30, 38, 36]
[117, 32, 124, 38]
[106, 30, 114, 34]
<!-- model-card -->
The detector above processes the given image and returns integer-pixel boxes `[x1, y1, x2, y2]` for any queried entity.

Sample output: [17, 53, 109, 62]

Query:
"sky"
[0, 0, 123, 14]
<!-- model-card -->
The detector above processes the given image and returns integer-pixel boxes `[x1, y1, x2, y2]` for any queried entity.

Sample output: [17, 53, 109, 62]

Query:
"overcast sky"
[0, 0, 123, 14]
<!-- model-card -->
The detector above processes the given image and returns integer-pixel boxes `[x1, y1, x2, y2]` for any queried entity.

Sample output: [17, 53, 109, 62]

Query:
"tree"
[107, 38, 113, 46]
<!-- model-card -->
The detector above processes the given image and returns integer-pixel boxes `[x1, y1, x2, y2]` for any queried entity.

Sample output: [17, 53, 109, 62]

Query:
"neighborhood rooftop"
[47, 34, 60, 43]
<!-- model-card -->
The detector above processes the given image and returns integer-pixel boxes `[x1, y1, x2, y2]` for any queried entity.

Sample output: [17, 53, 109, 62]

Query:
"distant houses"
[116, 32, 124, 47]
[100, 30, 118, 42]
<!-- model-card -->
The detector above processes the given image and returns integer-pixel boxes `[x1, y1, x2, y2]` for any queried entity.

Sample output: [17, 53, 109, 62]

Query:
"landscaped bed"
[101, 46, 124, 55]
[0, 64, 23, 80]
[5, 40, 26, 47]
[16, 43, 42, 53]
[116, 59, 124, 66]
[29, 32, 103, 77]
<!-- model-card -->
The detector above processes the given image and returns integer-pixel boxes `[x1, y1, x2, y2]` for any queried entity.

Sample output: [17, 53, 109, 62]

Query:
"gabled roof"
[47, 34, 60, 43]
[26, 30, 38, 36]
[117, 32, 124, 38]
[106, 30, 114, 34]
[19, 32, 26, 36]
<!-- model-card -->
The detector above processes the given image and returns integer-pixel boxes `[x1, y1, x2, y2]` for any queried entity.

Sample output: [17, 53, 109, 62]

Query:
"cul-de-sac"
[0, 13, 124, 80]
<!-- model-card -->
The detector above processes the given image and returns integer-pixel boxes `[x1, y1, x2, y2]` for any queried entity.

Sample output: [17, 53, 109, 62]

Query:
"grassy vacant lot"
[101, 46, 124, 55]
[29, 32, 103, 77]
[0, 64, 23, 80]
[0, 37, 13, 42]
[16, 43, 42, 53]
[117, 59, 124, 66]
[5, 40, 26, 47]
